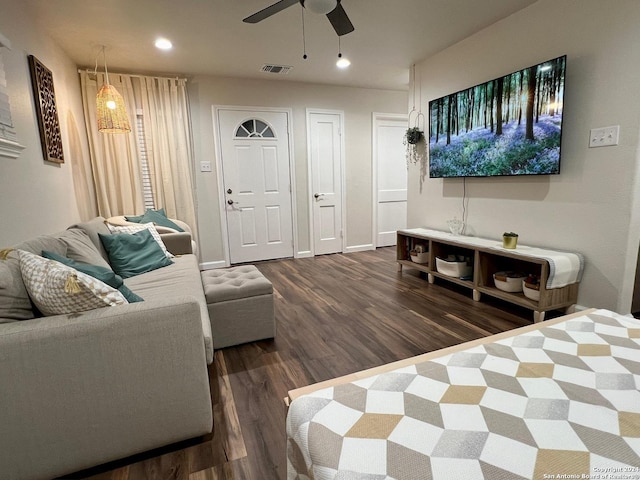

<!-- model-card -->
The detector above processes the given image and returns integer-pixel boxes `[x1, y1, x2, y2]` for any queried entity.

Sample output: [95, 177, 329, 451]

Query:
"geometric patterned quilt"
[286, 309, 640, 479]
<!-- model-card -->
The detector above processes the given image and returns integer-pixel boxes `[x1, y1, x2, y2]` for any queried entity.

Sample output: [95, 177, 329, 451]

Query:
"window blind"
[136, 114, 156, 210]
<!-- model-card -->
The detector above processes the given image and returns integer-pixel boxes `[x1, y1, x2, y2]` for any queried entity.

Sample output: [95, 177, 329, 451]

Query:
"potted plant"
[404, 127, 424, 166]
[404, 127, 423, 145]
[502, 231, 518, 249]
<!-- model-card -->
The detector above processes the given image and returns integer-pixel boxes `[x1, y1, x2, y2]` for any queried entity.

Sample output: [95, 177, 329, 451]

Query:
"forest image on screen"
[429, 56, 566, 178]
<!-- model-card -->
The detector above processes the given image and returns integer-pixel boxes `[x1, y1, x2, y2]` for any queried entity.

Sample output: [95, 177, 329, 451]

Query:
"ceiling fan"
[243, 0, 354, 36]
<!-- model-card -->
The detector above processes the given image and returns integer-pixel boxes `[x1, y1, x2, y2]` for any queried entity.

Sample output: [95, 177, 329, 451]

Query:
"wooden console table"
[397, 228, 583, 322]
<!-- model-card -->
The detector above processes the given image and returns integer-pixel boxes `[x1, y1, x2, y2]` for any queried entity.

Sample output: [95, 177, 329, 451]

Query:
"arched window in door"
[235, 118, 275, 138]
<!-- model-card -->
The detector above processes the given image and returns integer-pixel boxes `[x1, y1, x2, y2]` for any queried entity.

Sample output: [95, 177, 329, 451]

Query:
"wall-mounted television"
[428, 55, 566, 178]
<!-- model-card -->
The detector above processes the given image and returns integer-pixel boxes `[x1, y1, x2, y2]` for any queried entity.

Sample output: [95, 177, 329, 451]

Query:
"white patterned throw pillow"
[106, 222, 174, 258]
[18, 250, 128, 316]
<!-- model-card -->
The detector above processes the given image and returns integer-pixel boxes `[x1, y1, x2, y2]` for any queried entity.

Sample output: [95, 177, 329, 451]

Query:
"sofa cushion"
[18, 250, 128, 316]
[0, 259, 32, 323]
[99, 229, 173, 279]
[42, 250, 143, 303]
[124, 254, 213, 363]
[55, 228, 112, 270]
[0, 236, 68, 322]
[106, 222, 173, 259]
[67, 217, 112, 264]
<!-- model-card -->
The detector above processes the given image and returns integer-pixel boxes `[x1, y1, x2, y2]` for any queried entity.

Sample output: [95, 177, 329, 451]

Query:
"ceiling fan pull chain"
[301, 7, 308, 59]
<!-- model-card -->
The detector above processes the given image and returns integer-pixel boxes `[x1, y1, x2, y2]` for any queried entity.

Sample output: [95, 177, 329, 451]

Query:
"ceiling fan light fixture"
[154, 38, 173, 50]
[336, 56, 350, 69]
[303, 0, 338, 15]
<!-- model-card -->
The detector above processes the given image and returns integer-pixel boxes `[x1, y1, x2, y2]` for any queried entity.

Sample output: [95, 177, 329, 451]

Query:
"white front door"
[308, 111, 344, 255]
[217, 109, 294, 264]
[374, 114, 408, 247]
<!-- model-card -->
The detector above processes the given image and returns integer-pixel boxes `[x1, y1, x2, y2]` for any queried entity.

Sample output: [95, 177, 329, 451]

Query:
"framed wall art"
[28, 55, 64, 163]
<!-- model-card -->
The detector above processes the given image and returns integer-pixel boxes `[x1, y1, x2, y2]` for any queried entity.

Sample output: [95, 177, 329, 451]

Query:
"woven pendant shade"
[96, 83, 131, 133]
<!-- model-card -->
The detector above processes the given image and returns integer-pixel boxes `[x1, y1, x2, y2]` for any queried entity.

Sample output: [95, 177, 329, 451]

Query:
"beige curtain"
[137, 77, 198, 238]
[79, 72, 197, 237]
[80, 71, 144, 217]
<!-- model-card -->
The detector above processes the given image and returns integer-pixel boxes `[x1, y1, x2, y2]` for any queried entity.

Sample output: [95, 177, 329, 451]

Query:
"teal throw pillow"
[126, 208, 184, 232]
[124, 214, 144, 223]
[140, 209, 184, 232]
[99, 229, 173, 279]
[42, 250, 143, 303]
[125, 208, 165, 223]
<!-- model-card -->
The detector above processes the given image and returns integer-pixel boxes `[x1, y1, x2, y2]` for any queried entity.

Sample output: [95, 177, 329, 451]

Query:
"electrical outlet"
[200, 161, 212, 172]
[589, 125, 619, 148]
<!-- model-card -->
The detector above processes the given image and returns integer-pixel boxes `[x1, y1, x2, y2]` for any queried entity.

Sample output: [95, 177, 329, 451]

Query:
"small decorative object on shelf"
[447, 217, 464, 236]
[502, 232, 518, 249]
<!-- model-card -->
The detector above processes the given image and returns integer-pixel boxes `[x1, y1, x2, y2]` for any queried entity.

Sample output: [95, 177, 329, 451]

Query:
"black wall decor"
[28, 55, 64, 163]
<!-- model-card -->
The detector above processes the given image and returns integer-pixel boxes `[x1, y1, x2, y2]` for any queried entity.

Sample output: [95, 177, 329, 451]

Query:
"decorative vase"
[502, 233, 518, 249]
[447, 217, 464, 236]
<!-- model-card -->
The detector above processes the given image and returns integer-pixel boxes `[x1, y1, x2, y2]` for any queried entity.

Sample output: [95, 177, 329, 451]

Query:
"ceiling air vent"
[261, 64, 292, 75]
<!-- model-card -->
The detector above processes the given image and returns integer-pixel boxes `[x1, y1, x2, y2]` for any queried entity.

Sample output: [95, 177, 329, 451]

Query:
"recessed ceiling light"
[155, 38, 173, 50]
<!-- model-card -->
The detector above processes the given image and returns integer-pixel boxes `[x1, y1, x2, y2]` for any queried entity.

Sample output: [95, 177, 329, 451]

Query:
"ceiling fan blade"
[243, 0, 299, 23]
[326, 3, 354, 36]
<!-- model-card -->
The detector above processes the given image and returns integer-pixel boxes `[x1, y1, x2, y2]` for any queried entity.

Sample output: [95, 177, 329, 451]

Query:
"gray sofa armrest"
[0, 297, 213, 480]
[160, 231, 193, 255]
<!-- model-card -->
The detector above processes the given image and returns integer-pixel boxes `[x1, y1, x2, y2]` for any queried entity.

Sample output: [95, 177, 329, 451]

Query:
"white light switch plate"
[589, 125, 619, 148]
[200, 161, 212, 172]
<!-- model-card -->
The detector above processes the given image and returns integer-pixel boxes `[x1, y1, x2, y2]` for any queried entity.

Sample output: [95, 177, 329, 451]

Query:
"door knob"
[227, 199, 234, 205]
[227, 188, 232, 194]
[314, 193, 323, 199]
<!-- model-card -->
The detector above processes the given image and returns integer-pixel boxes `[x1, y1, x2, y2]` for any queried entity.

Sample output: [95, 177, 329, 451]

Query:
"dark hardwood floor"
[72, 247, 541, 480]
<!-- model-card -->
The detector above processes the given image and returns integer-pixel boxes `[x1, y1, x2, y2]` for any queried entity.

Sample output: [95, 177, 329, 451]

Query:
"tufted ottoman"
[201, 265, 275, 349]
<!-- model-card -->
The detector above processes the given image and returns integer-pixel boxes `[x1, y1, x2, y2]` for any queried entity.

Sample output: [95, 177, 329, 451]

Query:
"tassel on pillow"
[64, 274, 82, 294]
[0, 248, 14, 260]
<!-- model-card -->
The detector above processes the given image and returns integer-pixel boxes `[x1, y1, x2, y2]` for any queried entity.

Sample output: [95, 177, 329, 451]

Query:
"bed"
[286, 308, 640, 479]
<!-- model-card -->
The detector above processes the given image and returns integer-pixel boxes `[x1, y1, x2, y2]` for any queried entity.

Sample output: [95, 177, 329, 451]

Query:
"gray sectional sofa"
[0, 217, 213, 480]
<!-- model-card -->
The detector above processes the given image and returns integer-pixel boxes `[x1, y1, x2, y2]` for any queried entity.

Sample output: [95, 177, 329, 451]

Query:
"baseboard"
[199, 260, 228, 270]
[566, 304, 590, 315]
[296, 250, 313, 258]
[344, 244, 375, 254]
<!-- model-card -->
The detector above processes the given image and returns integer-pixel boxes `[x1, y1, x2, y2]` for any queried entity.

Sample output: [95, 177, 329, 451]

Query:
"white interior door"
[308, 111, 343, 255]
[218, 109, 294, 264]
[374, 114, 408, 247]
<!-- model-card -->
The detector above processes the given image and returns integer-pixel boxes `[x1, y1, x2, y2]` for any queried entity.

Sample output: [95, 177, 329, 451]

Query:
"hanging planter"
[405, 107, 426, 166]
[404, 127, 423, 145]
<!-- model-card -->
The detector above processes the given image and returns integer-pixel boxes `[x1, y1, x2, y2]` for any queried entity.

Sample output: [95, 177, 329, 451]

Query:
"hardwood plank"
[189, 457, 252, 480]
[65, 247, 534, 480]
[213, 351, 248, 461]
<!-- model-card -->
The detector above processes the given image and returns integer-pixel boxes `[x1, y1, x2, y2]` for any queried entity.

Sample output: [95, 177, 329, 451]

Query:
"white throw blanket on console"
[491, 244, 585, 289]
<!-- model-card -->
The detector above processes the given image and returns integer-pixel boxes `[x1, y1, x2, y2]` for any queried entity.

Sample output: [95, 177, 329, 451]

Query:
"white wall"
[0, 0, 94, 246]
[188, 76, 407, 266]
[409, 0, 640, 313]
